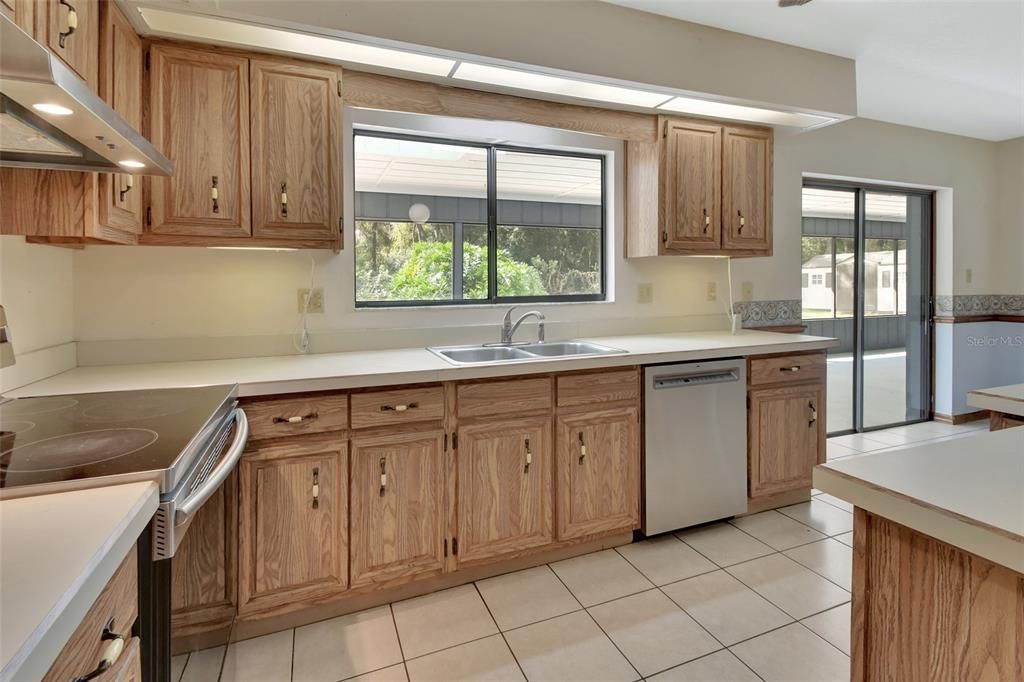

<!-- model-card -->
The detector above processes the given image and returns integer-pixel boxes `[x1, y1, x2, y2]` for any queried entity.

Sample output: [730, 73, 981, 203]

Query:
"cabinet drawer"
[748, 352, 825, 386]
[457, 377, 552, 418]
[43, 546, 138, 682]
[244, 395, 348, 441]
[351, 387, 444, 429]
[557, 369, 639, 407]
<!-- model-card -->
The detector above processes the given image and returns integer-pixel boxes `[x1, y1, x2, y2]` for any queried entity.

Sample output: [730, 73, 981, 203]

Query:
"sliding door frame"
[803, 179, 935, 435]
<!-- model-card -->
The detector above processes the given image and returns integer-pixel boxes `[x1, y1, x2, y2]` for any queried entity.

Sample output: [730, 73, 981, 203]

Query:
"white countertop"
[967, 383, 1024, 417]
[0, 482, 159, 682]
[814, 428, 1024, 573]
[8, 330, 837, 398]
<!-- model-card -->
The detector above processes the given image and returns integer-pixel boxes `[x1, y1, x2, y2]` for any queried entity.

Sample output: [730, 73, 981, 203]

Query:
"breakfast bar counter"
[814, 428, 1024, 680]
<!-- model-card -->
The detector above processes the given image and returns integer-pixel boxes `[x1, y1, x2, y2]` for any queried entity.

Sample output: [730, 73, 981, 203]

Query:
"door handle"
[378, 457, 387, 497]
[58, 0, 77, 49]
[577, 431, 587, 465]
[808, 401, 818, 427]
[118, 175, 134, 203]
[524, 438, 532, 473]
[280, 182, 288, 218]
[737, 210, 745, 234]
[311, 467, 320, 509]
[703, 208, 710, 234]
[211, 176, 220, 214]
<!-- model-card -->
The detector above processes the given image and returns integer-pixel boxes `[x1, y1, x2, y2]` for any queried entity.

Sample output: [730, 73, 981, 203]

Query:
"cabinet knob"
[273, 411, 318, 424]
[58, 0, 77, 49]
[380, 402, 418, 413]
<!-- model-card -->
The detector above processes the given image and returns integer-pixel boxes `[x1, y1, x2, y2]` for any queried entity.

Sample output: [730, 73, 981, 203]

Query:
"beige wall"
[994, 137, 1024, 293]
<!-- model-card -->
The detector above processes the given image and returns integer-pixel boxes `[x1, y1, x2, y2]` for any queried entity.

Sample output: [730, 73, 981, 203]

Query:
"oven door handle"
[174, 408, 248, 525]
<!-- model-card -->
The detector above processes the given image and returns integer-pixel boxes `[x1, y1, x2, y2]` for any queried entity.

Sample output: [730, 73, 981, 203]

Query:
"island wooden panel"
[852, 509, 1024, 682]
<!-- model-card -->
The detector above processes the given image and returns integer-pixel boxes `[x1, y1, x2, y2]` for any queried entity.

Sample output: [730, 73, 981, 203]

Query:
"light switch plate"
[741, 281, 754, 301]
[637, 283, 654, 304]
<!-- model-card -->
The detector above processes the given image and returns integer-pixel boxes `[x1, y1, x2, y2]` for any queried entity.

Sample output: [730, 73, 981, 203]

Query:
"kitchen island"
[814, 429, 1024, 681]
[967, 382, 1024, 430]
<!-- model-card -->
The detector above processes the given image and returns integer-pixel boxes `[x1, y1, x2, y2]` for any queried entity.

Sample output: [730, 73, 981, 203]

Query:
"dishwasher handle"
[653, 369, 739, 389]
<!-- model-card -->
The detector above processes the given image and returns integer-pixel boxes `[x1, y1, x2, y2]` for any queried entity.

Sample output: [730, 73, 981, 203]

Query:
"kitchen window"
[353, 131, 605, 307]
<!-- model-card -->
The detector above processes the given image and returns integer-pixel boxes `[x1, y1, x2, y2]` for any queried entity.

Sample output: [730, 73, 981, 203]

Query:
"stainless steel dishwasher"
[643, 359, 747, 535]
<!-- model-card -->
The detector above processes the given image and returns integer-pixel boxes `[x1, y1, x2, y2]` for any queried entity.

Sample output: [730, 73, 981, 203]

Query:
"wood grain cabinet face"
[250, 60, 341, 242]
[722, 126, 772, 253]
[662, 120, 722, 252]
[556, 406, 640, 541]
[97, 1, 142, 234]
[455, 416, 553, 567]
[148, 45, 251, 237]
[238, 443, 348, 612]
[350, 429, 447, 589]
[747, 384, 824, 498]
[38, 0, 98, 90]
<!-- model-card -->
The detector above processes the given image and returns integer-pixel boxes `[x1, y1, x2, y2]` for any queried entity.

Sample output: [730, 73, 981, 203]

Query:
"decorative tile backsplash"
[733, 300, 803, 328]
[935, 295, 1024, 317]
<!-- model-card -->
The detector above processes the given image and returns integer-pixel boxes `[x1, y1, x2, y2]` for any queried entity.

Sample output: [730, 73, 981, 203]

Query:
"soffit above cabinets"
[126, 1, 852, 132]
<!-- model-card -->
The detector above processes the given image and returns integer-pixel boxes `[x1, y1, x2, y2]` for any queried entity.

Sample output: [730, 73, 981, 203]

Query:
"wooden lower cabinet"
[455, 416, 553, 567]
[349, 428, 447, 589]
[238, 437, 348, 614]
[555, 405, 640, 540]
[748, 383, 825, 498]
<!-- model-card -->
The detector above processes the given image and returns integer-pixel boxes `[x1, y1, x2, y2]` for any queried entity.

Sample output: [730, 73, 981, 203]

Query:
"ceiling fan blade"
[779, 0, 813, 6]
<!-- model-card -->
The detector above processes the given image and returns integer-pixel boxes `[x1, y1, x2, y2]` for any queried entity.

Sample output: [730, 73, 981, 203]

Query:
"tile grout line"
[471, 581, 529, 682]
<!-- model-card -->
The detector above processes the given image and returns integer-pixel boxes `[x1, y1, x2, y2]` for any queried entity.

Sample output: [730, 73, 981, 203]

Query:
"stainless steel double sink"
[428, 341, 627, 366]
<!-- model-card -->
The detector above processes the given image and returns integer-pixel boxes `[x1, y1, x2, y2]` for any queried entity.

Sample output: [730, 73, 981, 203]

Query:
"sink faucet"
[501, 306, 545, 344]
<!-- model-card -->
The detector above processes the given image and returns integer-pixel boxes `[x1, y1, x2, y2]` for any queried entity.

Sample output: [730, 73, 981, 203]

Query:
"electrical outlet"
[637, 283, 654, 304]
[706, 281, 717, 302]
[741, 281, 754, 301]
[298, 288, 324, 313]
[965, 268, 973, 284]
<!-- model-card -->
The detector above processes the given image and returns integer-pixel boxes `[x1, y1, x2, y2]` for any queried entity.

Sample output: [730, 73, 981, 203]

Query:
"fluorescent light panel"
[138, 8, 455, 77]
[658, 96, 833, 128]
[453, 62, 672, 108]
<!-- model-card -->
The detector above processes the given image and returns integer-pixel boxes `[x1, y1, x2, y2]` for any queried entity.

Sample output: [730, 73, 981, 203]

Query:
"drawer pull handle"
[380, 402, 418, 412]
[311, 467, 320, 509]
[578, 431, 586, 465]
[524, 438, 532, 473]
[809, 401, 818, 427]
[72, 619, 125, 682]
[280, 182, 288, 217]
[58, 0, 77, 49]
[379, 457, 387, 497]
[211, 176, 220, 214]
[779, 366, 802, 373]
[118, 175, 134, 202]
[273, 412, 318, 424]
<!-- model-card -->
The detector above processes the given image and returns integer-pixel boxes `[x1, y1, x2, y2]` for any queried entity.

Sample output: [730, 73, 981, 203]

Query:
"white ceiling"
[605, 0, 1024, 141]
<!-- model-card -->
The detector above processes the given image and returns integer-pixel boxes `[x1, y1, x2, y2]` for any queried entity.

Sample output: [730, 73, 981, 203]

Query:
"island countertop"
[813, 427, 1024, 573]
[6, 329, 837, 398]
[0, 482, 159, 682]
[967, 382, 1024, 416]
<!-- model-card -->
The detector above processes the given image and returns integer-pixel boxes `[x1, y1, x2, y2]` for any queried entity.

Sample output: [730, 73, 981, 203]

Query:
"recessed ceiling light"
[32, 103, 73, 116]
[657, 96, 834, 128]
[453, 62, 672, 108]
[138, 7, 455, 77]
[118, 160, 146, 169]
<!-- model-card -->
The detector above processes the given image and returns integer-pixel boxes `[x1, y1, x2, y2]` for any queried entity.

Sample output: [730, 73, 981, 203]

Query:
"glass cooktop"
[0, 385, 237, 492]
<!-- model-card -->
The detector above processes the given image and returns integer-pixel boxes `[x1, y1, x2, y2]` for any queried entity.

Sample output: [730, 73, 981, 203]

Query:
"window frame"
[352, 129, 607, 308]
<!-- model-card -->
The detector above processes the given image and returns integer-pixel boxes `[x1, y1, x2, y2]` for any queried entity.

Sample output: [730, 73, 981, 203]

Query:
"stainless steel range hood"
[0, 13, 172, 175]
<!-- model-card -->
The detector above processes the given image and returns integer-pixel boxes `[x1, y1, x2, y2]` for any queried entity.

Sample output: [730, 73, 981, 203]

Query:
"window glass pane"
[896, 239, 907, 315]
[461, 223, 489, 300]
[801, 236, 833, 319]
[865, 238, 897, 316]
[496, 150, 602, 298]
[835, 237, 855, 319]
[353, 135, 486, 303]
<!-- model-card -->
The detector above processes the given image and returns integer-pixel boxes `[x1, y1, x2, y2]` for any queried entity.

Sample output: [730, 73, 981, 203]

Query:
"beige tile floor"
[173, 419, 988, 682]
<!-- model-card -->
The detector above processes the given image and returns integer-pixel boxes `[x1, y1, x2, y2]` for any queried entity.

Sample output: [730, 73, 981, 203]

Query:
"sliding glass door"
[800, 183, 933, 435]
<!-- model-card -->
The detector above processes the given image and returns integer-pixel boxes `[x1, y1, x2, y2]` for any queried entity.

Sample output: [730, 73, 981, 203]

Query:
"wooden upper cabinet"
[662, 119, 721, 252]
[748, 383, 824, 499]
[238, 439, 348, 613]
[455, 416, 553, 567]
[38, 0, 98, 90]
[556, 406, 639, 541]
[350, 429, 447, 589]
[96, 1, 142, 235]
[722, 126, 772, 254]
[1, 0, 34, 34]
[250, 59, 341, 242]
[148, 45, 251, 237]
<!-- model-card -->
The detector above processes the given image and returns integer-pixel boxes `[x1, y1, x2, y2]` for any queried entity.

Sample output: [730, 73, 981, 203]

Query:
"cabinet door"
[171, 471, 236, 637]
[722, 126, 772, 253]
[250, 59, 341, 242]
[238, 441, 347, 612]
[662, 119, 721, 252]
[96, 1, 142, 235]
[1, 0, 34, 33]
[149, 45, 251, 237]
[39, 0, 98, 90]
[556, 406, 640, 540]
[456, 416, 553, 567]
[748, 384, 825, 498]
[350, 429, 446, 588]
